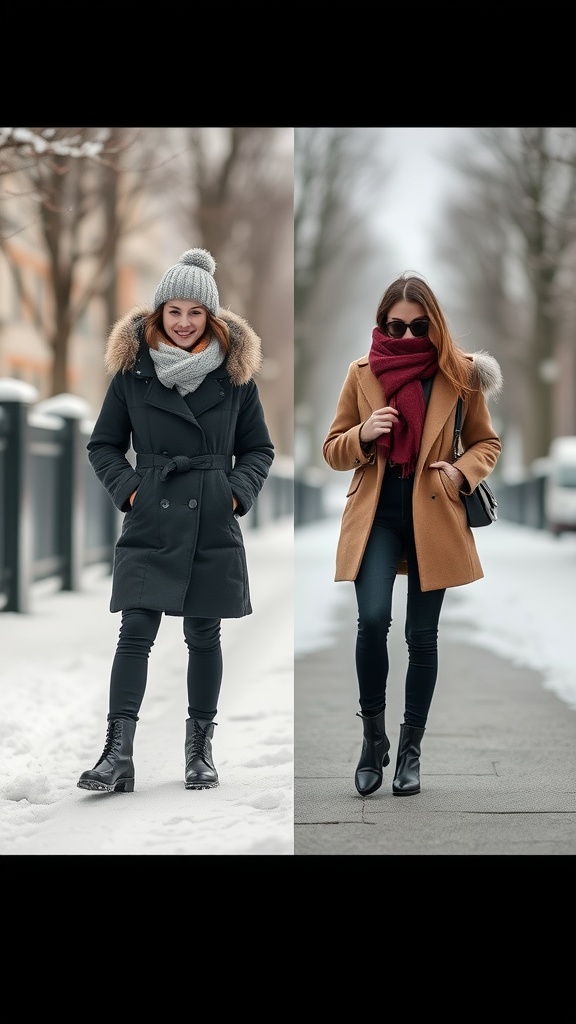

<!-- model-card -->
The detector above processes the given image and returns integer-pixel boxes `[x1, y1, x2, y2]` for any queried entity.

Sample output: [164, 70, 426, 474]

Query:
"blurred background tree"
[294, 126, 576, 490]
[0, 127, 293, 456]
[436, 127, 576, 468]
[0, 128, 165, 394]
[294, 127, 390, 469]
[5, 127, 576, 475]
[162, 127, 294, 455]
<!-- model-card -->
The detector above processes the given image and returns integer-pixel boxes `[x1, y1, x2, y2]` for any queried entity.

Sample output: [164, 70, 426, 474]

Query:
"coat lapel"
[186, 373, 230, 417]
[144, 371, 228, 424]
[144, 379, 198, 424]
[417, 373, 457, 472]
[357, 356, 386, 411]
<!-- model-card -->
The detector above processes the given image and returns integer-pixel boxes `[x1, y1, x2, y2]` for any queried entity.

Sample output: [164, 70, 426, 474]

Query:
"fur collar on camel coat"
[323, 350, 503, 591]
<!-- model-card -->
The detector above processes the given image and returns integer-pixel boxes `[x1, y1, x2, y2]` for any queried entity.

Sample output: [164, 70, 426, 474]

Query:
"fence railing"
[0, 380, 293, 613]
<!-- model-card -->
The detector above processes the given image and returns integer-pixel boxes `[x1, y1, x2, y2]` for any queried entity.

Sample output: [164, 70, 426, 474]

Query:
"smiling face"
[162, 300, 208, 350]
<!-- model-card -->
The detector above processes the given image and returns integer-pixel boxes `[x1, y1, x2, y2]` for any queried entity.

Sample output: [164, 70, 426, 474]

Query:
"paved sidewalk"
[294, 561, 576, 856]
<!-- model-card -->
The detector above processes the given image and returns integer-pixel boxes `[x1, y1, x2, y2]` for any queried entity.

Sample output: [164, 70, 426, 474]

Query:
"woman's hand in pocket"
[430, 461, 465, 490]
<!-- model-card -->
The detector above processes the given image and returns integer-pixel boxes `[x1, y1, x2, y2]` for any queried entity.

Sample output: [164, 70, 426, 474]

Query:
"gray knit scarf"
[150, 337, 225, 395]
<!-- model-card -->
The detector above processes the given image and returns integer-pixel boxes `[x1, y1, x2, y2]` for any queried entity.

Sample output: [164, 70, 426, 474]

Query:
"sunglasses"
[384, 318, 430, 339]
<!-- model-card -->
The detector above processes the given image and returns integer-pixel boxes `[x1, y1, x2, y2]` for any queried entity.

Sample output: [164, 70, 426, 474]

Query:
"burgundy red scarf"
[368, 327, 438, 477]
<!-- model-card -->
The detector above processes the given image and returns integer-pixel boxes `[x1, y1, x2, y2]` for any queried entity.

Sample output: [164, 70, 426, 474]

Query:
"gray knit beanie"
[153, 248, 219, 315]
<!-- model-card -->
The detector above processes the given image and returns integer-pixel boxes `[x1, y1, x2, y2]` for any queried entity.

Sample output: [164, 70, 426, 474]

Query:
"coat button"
[188, 499, 198, 509]
[160, 498, 169, 508]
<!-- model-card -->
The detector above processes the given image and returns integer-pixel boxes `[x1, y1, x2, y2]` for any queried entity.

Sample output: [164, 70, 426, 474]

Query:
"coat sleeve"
[228, 381, 275, 516]
[86, 375, 143, 513]
[323, 363, 376, 472]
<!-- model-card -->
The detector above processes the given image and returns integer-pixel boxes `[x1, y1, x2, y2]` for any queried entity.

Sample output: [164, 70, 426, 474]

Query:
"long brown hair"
[143, 305, 231, 356]
[375, 274, 473, 397]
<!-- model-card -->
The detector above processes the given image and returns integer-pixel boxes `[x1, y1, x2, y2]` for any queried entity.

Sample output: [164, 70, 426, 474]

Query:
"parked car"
[544, 436, 576, 536]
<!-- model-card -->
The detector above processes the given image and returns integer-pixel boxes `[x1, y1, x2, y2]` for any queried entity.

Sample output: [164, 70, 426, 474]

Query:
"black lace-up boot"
[185, 718, 219, 790]
[77, 718, 136, 793]
[392, 724, 425, 796]
[354, 709, 390, 796]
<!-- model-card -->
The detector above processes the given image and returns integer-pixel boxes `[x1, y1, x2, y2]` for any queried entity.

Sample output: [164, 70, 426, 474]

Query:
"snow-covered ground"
[4, 491, 575, 858]
[1, 517, 293, 856]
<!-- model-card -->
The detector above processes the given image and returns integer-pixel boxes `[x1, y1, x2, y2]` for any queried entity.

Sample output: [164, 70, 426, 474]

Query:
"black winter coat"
[88, 306, 274, 617]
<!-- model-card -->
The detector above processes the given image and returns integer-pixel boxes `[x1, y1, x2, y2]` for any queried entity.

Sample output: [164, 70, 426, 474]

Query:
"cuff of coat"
[357, 441, 376, 465]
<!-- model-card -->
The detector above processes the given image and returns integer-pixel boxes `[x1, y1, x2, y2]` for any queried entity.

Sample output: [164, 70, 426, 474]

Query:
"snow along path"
[0, 517, 294, 856]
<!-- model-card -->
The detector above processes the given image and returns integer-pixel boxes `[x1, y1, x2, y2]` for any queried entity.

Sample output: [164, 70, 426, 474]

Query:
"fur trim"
[104, 306, 148, 376]
[104, 305, 263, 386]
[469, 350, 503, 401]
[218, 307, 263, 385]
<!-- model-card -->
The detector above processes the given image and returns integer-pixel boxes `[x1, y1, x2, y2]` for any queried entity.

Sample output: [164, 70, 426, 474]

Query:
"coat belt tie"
[136, 453, 231, 481]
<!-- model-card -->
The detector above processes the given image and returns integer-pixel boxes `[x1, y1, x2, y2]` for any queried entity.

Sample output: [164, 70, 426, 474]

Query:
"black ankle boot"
[185, 718, 219, 790]
[392, 724, 425, 796]
[354, 709, 390, 796]
[77, 718, 137, 793]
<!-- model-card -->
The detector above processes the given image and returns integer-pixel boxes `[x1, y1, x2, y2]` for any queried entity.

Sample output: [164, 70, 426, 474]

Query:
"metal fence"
[0, 381, 293, 613]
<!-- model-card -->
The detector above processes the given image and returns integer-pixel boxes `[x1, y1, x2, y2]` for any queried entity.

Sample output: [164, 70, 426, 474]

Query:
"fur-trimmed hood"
[468, 350, 503, 401]
[104, 305, 263, 386]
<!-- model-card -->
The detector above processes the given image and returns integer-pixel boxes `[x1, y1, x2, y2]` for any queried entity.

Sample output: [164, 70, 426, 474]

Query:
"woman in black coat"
[78, 248, 274, 795]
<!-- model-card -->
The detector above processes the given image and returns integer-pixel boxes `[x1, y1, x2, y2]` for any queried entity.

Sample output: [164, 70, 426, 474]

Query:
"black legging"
[353, 467, 446, 728]
[108, 609, 222, 723]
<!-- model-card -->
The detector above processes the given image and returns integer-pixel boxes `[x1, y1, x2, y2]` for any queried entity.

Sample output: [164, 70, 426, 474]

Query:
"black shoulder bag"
[453, 398, 498, 527]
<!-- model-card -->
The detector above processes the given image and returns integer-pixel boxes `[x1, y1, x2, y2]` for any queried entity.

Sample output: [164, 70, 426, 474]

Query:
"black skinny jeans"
[353, 466, 446, 729]
[107, 609, 222, 724]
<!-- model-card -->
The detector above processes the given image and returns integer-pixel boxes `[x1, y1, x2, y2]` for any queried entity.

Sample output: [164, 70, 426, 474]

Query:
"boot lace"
[187, 723, 210, 765]
[99, 721, 122, 761]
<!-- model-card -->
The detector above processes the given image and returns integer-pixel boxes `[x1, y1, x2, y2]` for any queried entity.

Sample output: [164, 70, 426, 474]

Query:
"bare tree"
[0, 127, 109, 177]
[0, 127, 173, 395]
[161, 127, 294, 455]
[294, 127, 390, 467]
[1, 127, 293, 458]
[435, 191, 529, 468]
[436, 127, 576, 468]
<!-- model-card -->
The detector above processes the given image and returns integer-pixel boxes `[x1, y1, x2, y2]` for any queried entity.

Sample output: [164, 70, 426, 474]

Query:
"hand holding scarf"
[368, 328, 438, 477]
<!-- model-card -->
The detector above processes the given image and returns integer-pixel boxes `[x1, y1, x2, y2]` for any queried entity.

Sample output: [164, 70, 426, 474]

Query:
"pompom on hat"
[153, 248, 219, 315]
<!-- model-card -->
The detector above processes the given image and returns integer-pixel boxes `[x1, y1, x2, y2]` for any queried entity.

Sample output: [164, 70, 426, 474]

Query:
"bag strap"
[453, 397, 463, 461]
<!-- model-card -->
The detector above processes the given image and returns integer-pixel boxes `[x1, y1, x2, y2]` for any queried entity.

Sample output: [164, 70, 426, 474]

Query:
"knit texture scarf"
[150, 337, 225, 395]
[368, 327, 438, 477]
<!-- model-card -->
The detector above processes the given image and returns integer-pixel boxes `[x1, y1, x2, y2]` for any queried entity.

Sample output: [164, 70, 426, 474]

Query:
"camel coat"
[323, 351, 502, 591]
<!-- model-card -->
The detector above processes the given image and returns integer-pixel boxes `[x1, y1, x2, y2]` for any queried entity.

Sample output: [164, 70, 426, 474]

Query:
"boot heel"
[115, 777, 135, 793]
[383, 752, 390, 767]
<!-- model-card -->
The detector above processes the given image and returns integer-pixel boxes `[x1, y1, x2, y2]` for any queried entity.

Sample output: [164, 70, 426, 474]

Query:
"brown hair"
[142, 305, 231, 356]
[375, 273, 473, 397]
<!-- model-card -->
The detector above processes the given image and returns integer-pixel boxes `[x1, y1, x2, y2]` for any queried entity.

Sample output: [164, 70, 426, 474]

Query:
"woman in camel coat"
[323, 273, 502, 799]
